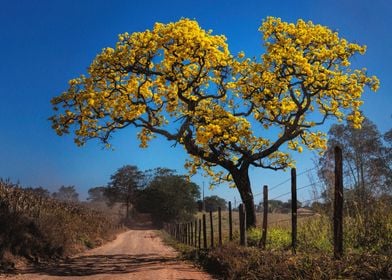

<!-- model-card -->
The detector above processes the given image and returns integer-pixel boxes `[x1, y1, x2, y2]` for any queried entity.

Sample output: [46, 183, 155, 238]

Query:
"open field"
[194, 210, 315, 248]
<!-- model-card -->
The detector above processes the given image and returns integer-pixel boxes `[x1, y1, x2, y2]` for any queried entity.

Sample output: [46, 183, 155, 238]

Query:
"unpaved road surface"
[1, 230, 214, 280]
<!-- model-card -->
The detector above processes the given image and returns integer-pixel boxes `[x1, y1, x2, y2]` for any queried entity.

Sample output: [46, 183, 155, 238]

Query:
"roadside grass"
[161, 227, 391, 280]
[0, 180, 123, 271]
[163, 204, 392, 279]
[194, 211, 314, 248]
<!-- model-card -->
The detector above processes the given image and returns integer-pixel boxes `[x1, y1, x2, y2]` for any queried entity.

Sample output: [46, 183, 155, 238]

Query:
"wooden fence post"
[229, 201, 233, 241]
[291, 168, 297, 254]
[198, 219, 201, 249]
[187, 223, 190, 245]
[179, 224, 182, 243]
[218, 207, 222, 246]
[188, 223, 191, 245]
[190, 221, 193, 246]
[180, 224, 183, 243]
[203, 214, 207, 248]
[181, 224, 184, 243]
[260, 185, 268, 249]
[189, 221, 195, 246]
[194, 219, 197, 247]
[184, 224, 186, 243]
[185, 223, 187, 244]
[210, 210, 214, 248]
[239, 203, 247, 246]
[183, 223, 186, 244]
[334, 146, 344, 259]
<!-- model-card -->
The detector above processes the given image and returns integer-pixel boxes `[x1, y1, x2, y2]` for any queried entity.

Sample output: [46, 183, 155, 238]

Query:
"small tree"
[52, 186, 79, 202]
[50, 17, 379, 227]
[136, 170, 200, 224]
[318, 118, 391, 205]
[265, 199, 283, 213]
[204, 195, 227, 212]
[105, 165, 144, 218]
[318, 120, 392, 249]
[87, 186, 107, 203]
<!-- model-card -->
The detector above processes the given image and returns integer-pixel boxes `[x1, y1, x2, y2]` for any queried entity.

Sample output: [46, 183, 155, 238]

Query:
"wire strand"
[269, 167, 318, 192]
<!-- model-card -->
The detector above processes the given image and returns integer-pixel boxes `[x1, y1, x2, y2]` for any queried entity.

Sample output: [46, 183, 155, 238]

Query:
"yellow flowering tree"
[50, 17, 379, 227]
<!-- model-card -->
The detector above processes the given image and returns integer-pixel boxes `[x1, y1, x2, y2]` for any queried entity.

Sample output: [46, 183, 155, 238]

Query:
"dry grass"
[0, 180, 123, 270]
[196, 244, 392, 280]
[193, 210, 314, 247]
[166, 201, 391, 279]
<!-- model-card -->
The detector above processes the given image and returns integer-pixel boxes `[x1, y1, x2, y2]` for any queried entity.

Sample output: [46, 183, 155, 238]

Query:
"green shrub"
[297, 216, 332, 252]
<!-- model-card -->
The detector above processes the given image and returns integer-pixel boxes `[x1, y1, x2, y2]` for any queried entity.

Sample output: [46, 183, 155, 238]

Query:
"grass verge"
[160, 228, 392, 279]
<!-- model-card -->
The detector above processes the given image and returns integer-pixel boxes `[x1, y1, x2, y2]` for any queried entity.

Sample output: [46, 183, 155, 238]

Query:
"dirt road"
[1, 229, 214, 280]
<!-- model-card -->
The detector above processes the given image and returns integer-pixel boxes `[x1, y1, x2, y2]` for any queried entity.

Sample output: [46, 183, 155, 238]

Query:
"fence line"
[164, 146, 345, 259]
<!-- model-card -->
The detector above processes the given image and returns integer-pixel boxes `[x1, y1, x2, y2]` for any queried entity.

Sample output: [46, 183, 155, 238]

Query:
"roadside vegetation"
[0, 180, 123, 271]
[163, 198, 391, 279]
[0, 166, 201, 272]
[161, 119, 392, 279]
[1, 117, 390, 279]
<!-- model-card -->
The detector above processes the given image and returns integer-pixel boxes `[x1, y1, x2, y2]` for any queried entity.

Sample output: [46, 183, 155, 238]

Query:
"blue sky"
[0, 0, 390, 203]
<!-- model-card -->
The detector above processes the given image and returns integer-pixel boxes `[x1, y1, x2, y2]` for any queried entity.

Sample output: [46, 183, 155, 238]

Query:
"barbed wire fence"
[164, 146, 351, 259]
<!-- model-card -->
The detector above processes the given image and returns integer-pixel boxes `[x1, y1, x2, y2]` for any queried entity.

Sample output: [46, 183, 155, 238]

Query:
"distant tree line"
[21, 117, 390, 228]
[17, 167, 229, 226]
[22, 185, 79, 203]
[86, 166, 228, 226]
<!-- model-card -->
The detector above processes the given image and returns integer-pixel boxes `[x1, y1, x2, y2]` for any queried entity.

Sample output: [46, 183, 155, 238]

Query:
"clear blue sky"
[0, 0, 390, 203]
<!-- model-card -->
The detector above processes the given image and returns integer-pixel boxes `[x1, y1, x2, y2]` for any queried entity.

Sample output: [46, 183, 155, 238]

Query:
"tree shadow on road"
[21, 253, 190, 276]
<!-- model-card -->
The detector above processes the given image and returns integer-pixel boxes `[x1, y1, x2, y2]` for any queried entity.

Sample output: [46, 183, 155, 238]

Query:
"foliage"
[0, 180, 119, 269]
[315, 119, 392, 254]
[87, 186, 107, 203]
[203, 195, 227, 212]
[135, 170, 200, 225]
[319, 118, 391, 203]
[165, 194, 391, 278]
[257, 199, 302, 213]
[262, 199, 284, 212]
[24, 186, 51, 197]
[344, 196, 392, 253]
[105, 165, 145, 218]
[167, 205, 391, 279]
[253, 200, 391, 254]
[297, 216, 332, 253]
[193, 245, 392, 280]
[381, 127, 392, 191]
[50, 17, 379, 227]
[52, 185, 79, 202]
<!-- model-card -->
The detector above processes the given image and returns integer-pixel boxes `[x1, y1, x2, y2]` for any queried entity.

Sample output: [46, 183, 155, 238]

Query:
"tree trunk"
[232, 170, 257, 228]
